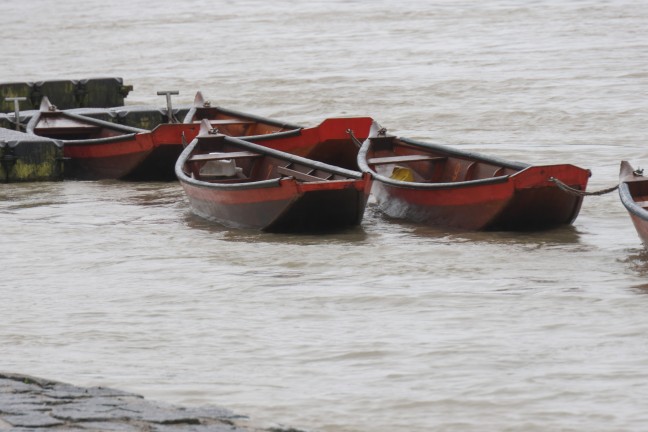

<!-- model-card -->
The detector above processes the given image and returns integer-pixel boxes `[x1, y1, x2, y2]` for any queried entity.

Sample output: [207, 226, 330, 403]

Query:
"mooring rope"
[550, 177, 619, 196]
[346, 129, 363, 148]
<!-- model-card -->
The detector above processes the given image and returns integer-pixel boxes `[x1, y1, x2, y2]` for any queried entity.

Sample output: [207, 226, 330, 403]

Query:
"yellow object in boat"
[390, 166, 414, 182]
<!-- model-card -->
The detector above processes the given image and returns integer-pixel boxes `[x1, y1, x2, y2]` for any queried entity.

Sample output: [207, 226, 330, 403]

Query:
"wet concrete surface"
[0, 373, 301, 432]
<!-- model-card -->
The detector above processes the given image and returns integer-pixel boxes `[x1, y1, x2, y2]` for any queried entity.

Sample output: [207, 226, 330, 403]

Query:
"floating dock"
[0, 127, 63, 183]
[0, 77, 133, 113]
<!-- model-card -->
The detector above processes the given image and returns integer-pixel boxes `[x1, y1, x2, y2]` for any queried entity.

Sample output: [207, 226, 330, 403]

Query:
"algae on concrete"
[0, 82, 36, 112]
[0, 129, 63, 183]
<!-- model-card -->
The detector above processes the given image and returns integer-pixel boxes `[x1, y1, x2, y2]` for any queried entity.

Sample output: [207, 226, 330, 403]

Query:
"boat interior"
[186, 110, 292, 137]
[184, 138, 355, 184]
[625, 177, 648, 208]
[367, 137, 520, 183]
[32, 113, 134, 141]
[293, 138, 360, 172]
[184, 91, 301, 137]
[28, 96, 141, 141]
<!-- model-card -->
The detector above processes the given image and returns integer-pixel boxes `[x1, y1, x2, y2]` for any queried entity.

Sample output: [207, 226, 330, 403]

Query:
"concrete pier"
[0, 372, 301, 432]
[0, 129, 63, 182]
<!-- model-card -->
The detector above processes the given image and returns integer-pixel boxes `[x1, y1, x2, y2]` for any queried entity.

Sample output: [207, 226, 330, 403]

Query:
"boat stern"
[491, 164, 591, 230]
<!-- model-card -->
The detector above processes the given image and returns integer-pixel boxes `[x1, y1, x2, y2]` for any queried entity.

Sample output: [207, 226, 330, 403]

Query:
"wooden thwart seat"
[368, 154, 447, 165]
[188, 151, 261, 163]
[277, 165, 328, 182]
[634, 200, 648, 208]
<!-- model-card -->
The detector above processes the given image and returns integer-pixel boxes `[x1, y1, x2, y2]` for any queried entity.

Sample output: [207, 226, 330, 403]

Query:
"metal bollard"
[157, 90, 179, 123]
[5, 96, 27, 131]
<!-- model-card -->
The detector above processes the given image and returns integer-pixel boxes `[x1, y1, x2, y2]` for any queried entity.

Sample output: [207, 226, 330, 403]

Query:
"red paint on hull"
[359, 130, 590, 231]
[63, 134, 154, 180]
[488, 165, 589, 229]
[125, 123, 202, 180]
[372, 180, 513, 230]
[181, 176, 369, 232]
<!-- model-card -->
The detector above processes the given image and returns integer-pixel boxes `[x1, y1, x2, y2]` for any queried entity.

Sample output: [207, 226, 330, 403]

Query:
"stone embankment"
[0, 372, 302, 432]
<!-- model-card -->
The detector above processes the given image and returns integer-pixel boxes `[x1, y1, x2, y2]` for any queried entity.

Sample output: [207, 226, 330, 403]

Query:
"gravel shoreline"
[0, 372, 303, 432]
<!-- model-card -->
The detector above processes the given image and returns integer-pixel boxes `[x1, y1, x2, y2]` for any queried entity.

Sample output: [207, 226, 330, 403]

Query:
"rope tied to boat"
[347, 127, 389, 148]
[549, 177, 619, 196]
[347, 129, 363, 148]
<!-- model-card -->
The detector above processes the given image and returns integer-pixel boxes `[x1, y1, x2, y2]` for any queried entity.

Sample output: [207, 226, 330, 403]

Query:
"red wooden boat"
[176, 120, 373, 232]
[126, 92, 305, 180]
[26, 93, 307, 181]
[185, 97, 376, 179]
[356, 126, 591, 230]
[26, 97, 151, 180]
[619, 161, 648, 245]
[246, 116, 375, 170]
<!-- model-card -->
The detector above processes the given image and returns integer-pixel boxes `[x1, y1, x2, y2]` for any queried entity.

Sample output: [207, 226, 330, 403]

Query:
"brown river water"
[2, 1, 648, 431]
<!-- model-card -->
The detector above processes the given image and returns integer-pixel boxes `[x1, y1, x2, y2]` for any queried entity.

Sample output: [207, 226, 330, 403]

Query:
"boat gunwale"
[26, 108, 147, 141]
[176, 130, 366, 192]
[183, 94, 303, 131]
[397, 137, 530, 171]
[357, 135, 513, 190]
[59, 132, 141, 146]
[364, 169, 512, 190]
[619, 161, 648, 222]
[243, 129, 303, 142]
[179, 173, 283, 191]
[619, 182, 648, 219]
[226, 134, 364, 179]
[58, 111, 147, 133]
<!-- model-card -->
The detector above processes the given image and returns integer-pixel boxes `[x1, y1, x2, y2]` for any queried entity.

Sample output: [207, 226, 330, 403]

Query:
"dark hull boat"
[124, 122, 203, 181]
[357, 126, 591, 231]
[125, 92, 305, 180]
[176, 120, 372, 232]
[26, 97, 150, 180]
[619, 161, 648, 245]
